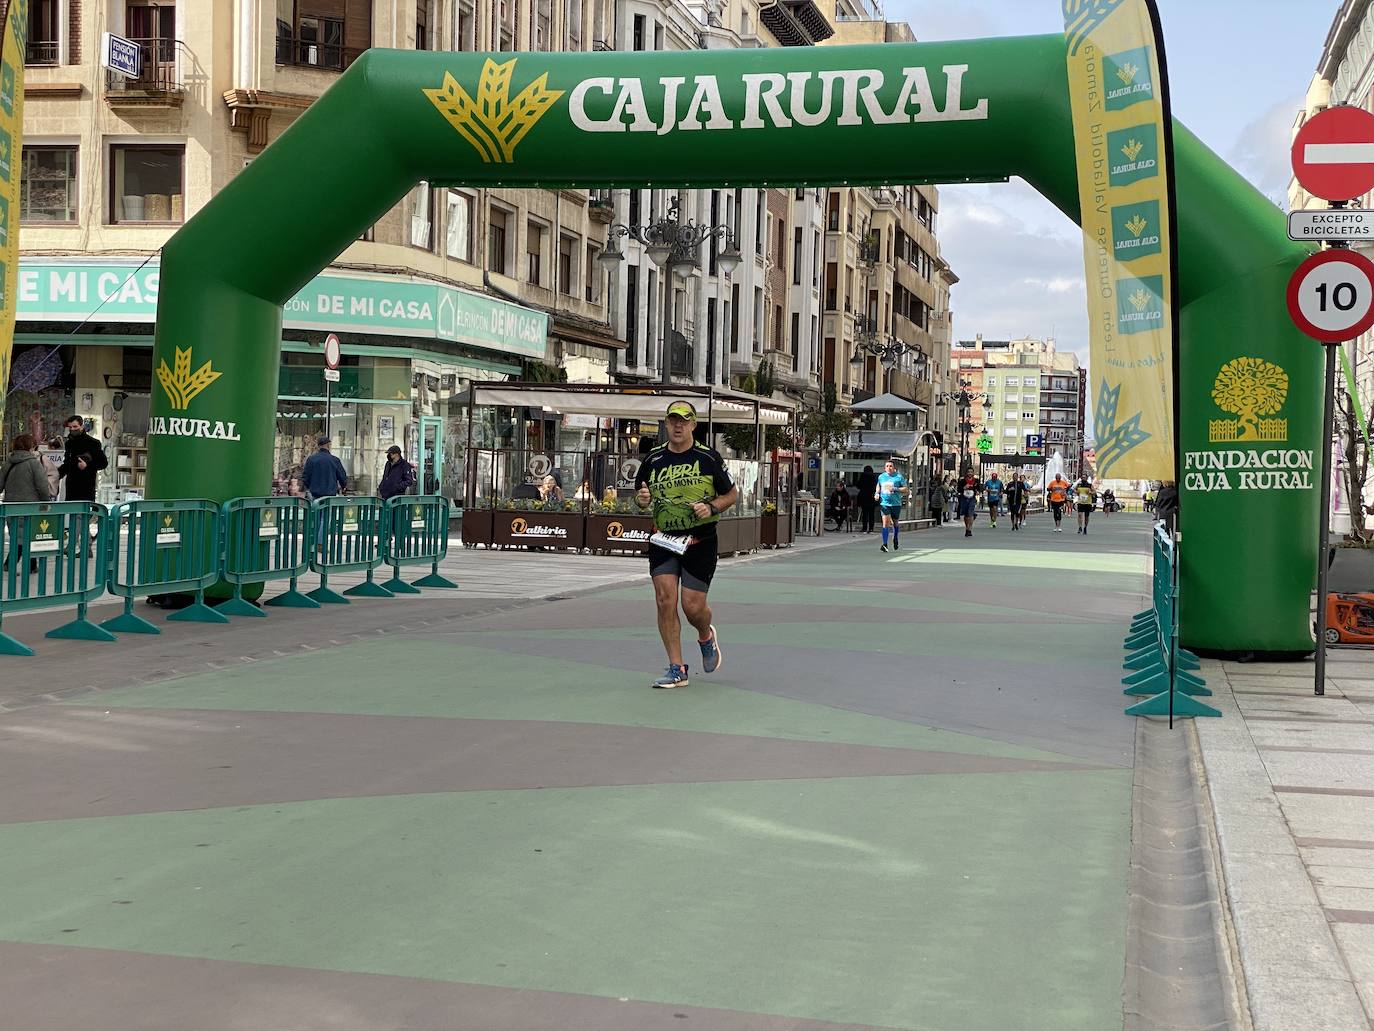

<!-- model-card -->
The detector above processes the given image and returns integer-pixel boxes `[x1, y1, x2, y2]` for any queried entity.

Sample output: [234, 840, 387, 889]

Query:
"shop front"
[8, 260, 544, 504]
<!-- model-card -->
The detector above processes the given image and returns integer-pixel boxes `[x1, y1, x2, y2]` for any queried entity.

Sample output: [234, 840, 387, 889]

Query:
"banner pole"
[1316, 341, 1337, 698]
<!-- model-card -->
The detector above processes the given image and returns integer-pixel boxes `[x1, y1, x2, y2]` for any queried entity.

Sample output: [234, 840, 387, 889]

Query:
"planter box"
[715, 517, 741, 557]
[760, 512, 793, 548]
[491, 510, 585, 550]
[737, 517, 760, 554]
[587, 513, 654, 554]
[460, 508, 493, 548]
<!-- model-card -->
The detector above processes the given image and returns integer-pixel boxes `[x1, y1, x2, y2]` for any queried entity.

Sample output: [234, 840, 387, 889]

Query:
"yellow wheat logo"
[424, 59, 564, 164]
[1210, 357, 1289, 442]
[1125, 214, 1148, 237]
[162, 515, 173, 528]
[1122, 139, 1144, 162]
[1128, 289, 1152, 312]
[263, 511, 274, 524]
[1116, 62, 1139, 86]
[38, 519, 49, 533]
[156, 346, 222, 411]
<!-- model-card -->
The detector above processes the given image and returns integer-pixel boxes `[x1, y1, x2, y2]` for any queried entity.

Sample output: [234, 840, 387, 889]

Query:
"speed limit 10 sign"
[1287, 249, 1374, 343]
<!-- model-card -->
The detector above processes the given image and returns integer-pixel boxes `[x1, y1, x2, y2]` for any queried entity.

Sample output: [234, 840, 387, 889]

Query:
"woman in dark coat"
[855, 465, 879, 533]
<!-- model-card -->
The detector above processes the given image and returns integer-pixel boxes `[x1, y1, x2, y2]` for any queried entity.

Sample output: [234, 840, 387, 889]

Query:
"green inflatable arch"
[148, 36, 1316, 654]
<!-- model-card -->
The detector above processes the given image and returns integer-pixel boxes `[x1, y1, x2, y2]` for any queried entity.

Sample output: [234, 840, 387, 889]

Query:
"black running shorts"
[649, 539, 719, 593]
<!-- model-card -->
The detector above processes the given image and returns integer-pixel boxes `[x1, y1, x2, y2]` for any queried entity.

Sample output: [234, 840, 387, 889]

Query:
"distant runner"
[956, 470, 982, 538]
[1075, 477, 1096, 535]
[635, 400, 739, 689]
[984, 472, 1005, 529]
[1047, 474, 1071, 533]
[1006, 473, 1028, 531]
[875, 460, 909, 553]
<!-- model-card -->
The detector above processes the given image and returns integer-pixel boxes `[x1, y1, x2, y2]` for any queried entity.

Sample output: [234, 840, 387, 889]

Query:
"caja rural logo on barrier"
[424, 55, 993, 163]
[149, 345, 241, 441]
[1183, 358, 1312, 494]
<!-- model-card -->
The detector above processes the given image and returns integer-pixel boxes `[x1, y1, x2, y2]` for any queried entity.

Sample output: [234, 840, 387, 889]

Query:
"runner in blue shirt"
[985, 472, 1005, 529]
[874, 459, 909, 553]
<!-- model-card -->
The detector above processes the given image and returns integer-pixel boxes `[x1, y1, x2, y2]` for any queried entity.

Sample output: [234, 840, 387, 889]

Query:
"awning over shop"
[848, 392, 924, 413]
[845, 430, 920, 456]
[468, 383, 794, 425]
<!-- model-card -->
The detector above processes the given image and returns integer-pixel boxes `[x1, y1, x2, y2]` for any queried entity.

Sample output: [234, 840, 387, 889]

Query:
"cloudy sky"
[885, 0, 1334, 375]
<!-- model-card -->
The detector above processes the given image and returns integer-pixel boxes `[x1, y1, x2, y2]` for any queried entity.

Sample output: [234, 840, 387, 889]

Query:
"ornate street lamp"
[935, 378, 985, 474]
[597, 195, 741, 384]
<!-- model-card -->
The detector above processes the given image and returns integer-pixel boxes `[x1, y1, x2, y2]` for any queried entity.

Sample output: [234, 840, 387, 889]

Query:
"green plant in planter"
[762, 502, 777, 516]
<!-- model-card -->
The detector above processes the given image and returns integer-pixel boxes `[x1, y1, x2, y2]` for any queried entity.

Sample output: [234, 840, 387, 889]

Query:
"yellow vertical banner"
[1063, 0, 1177, 479]
[0, 0, 23, 440]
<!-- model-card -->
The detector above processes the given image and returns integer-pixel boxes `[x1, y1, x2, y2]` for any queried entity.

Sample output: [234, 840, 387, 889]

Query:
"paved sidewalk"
[1196, 649, 1374, 1030]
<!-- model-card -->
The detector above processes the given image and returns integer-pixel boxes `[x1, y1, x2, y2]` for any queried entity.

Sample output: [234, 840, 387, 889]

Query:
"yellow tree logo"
[424, 58, 563, 164]
[156, 346, 222, 411]
[1125, 214, 1149, 237]
[1116, 62, 1139, 86]
[1210, 357, 1289, 443]
[1128, 288, 1152, 312]
[1121, 139, 1145, 162]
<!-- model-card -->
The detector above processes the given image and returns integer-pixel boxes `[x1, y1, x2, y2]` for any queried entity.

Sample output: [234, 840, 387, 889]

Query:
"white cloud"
[1226, 95, 1304, 209]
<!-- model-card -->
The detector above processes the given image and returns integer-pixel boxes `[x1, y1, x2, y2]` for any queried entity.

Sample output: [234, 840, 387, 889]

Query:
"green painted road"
[0, 511, 1149, 1030]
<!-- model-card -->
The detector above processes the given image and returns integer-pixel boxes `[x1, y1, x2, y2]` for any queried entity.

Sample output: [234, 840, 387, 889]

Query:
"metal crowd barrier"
[104, 499, 228, 633]
[221, 496, 317, 616]
[381, 496, 457, 593]
[309, 496, 393, 604]
[1123, 524, 1218, 721]
[0, 502, 113, 655]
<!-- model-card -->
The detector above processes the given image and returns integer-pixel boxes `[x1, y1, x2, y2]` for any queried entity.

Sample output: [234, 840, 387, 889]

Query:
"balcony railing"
[25, 39, 60, 66]
[104, 38, 187, 105]
[275, 34, 366, 72]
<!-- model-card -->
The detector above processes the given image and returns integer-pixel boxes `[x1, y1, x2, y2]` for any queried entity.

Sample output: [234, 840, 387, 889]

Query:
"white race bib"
[649, 532, 690, 555]
[963, 489, 975, 499]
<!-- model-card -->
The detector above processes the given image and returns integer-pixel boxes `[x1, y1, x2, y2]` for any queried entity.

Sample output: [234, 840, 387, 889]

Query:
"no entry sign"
[1292, 106, 1374, 203]
[1287, 249, 1374, 342]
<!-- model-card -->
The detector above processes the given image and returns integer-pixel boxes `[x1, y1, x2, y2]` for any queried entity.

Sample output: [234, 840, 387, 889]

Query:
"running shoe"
[965, 529, 972, 537]
[652, 664, 690, 689]
[880, 543, 888, 553]
[699, 626, 722, 674]
[893, 538, 900, 551]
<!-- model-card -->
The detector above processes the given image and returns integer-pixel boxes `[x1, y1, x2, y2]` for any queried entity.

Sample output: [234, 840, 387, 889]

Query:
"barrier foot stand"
[1124, 671, 1170, 697]
[381, 565, 422, 595]
[1126, 689, 1221, 719]
[1132, 608, 1154, 623]
[343, 572, 394, 599]
[1124, 665, 1167, 686]
[47, 603, 117, 642]
[1125, 629, 1156, 650]
[102, 600, 160, 635]
[1177, 650, 1202, 671]
[0, 628, 33, 656]
[1176, 671, 1212, 697]
[265, 577, 320, 609]
[1125, 650, 1165, 671]
[217, 588, 266, 619]
[167, 590, 231, 624]
[307, 574, 349, 605]
[412, 562, 457, 589]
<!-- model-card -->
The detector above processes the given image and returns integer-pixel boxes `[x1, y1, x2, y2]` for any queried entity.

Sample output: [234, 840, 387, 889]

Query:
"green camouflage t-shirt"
[635, 443, 735, 538]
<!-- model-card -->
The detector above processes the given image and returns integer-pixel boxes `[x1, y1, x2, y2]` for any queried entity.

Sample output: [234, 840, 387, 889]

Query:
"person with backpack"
[378, 445, 416, 499]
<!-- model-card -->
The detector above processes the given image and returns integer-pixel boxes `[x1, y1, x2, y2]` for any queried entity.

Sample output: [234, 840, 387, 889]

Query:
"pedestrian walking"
[635, 400, 738, 690]
[875, 460, 909, 553]
[956, 469, 981, 538]
[1006, 473, 1028, 531]
[1075, 476, 1096, 535]
[927, 477, 945, 527]
[984, 471, 1005, 529]
[377, 445, 416, 499]
[1047, 473, 1071, 533]
[57, 416, 107, 502]
[302, 436, 348, 500]
[1, 435, 52, 573]
[855, 465, 879, 533]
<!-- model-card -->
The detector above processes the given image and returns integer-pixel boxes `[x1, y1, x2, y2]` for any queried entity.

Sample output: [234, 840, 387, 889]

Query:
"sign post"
[323, 332, 341, 445]
[1285, 244, 1374, 697]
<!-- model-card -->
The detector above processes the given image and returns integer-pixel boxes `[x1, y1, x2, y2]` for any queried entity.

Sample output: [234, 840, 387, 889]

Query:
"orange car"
[1323, 593, 1374, 645]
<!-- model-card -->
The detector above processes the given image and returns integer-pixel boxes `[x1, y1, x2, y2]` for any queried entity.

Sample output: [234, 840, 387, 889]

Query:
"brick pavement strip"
[1196, 655, 1374, 1030]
